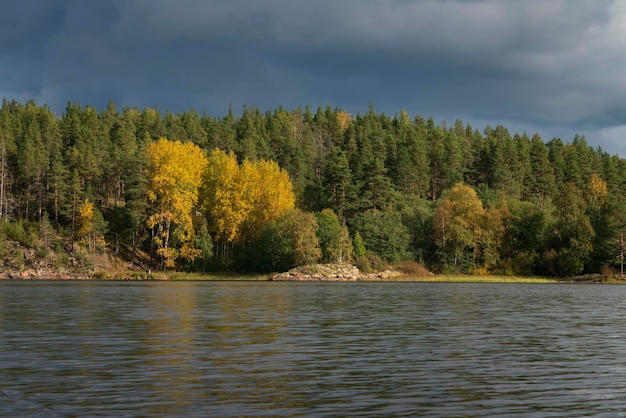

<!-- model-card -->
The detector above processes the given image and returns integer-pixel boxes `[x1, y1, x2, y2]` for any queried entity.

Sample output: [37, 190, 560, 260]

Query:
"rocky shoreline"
[0, 269, 90, 280]
[270, 264, 402, 281]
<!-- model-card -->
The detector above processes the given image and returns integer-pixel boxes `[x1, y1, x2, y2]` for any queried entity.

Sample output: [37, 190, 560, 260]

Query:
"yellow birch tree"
[77, 198, 108, 268]
[201, 148, 296, 262]
[146, 138, 207, 268]
[240, 158, 295, 241]
[433, 183, 485, 272]
[201, 149, 251, 259]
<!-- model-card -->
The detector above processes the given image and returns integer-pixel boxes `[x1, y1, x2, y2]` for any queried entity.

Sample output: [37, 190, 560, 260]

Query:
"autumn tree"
[77, 198, 108, 269]
[239, 158, 296, 242]
[336, 110, 352, 134]
[201, 148, 295, 265]
[585, 173, 613, 272]
[433, 183, 485, 272]
[202, 148, 251, 257]
[146, 138, 208, 269]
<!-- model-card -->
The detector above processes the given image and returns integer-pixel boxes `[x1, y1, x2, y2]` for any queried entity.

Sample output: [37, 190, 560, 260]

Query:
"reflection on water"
[2, 282, 626, 416]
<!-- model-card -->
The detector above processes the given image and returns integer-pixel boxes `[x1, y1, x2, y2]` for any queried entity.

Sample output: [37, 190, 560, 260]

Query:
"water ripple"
[2, 282, 626, 416]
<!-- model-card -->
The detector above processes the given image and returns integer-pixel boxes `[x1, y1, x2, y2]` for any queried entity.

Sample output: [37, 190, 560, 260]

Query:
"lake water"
[2, 281, 626, 417]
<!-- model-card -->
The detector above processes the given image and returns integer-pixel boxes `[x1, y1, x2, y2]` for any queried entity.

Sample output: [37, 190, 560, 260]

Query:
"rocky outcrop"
[270, 264, 402, 281]
[0, 269, 88, 280]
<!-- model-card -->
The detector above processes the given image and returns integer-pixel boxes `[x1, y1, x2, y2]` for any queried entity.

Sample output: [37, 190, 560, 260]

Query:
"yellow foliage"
[77, 198, 94, 240]
[241, 159, 295, 240]
[77, 198, 107, 254]
[434, 183, 485, 250]
[202, 149, 250, 243]
[587, 173, 608, 210]
[156, 247, 177, 268]
[201, 148, 296, 244]
[179, 243, 203, 262]
[147, 138, 208, 266]
[336, 110, 352, 133]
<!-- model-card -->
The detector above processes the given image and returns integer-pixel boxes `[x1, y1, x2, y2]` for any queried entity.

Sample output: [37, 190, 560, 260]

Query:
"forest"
[0, 98, 625, 277]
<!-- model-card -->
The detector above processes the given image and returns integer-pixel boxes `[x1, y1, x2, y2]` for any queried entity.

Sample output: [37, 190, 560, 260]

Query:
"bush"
[354, 256, 371, 273]
[472, 266, 490, 276]
[600, 263, 614, 278]
[395, 261, 430, 276]
[355, 254, 388, 273]
[1, 220, 37, 248]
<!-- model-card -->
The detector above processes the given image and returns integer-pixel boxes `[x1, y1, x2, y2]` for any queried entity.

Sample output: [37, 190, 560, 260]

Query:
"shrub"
[1, 220, 37, 248]
[355, 254, 387, 273]
[472, 266, 490, 276]
[354, 256, 371, 273]
[600, 263, 614, 278]
[395, 261, 430, 276]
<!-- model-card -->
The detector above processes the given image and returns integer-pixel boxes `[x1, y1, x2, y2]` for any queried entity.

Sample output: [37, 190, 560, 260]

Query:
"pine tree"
[526, 133, 556, 208]
[322, 147, 356, 219]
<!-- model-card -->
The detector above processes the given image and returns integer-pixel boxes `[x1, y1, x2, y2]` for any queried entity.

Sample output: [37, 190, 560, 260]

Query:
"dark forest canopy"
[1, 97, 626, 277]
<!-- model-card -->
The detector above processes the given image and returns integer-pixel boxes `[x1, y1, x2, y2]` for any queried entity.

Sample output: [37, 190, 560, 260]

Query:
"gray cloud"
[2, 0, 626, 154]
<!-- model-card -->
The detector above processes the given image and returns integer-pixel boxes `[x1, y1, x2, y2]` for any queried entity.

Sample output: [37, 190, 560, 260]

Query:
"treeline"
[1, 98, 625, 276]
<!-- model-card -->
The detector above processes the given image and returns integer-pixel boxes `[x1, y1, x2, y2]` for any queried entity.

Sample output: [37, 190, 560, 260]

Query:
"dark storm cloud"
[2, 0, 626, 154]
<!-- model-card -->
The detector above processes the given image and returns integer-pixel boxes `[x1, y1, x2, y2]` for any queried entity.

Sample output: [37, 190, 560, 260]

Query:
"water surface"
[1, 281, 626, 416]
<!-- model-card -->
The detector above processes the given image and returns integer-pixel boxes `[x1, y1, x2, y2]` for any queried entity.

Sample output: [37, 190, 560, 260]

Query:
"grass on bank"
[88, 258, 623, 283]
[168, 271, 272, 281]
[389, 274, 560, 283]
[89, 269, 272, 281]
[87, 269, 622, 283]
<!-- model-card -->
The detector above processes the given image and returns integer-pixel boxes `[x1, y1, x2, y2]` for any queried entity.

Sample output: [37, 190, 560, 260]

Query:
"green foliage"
[501, 200, 548, 275]
[236, 209, 321, 273]
[316, 209, 353, 263]
[0, 98, 625, 277]
[432, 183, 484, 273]
[399, 197, 435, 263]
[546, 183, 595, 276]
[355, 254, 388, 273]
[352, 209, 411, 263]
[0, 219, 38, 248]
[353, 231, 367, 259]
[0, 231, 6, 258]
[322, 147, 356, 218]
[192, 220, 213, 272]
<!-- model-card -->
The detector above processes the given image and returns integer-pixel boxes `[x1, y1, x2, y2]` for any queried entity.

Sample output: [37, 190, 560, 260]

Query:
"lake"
[1, 281, 626, 416]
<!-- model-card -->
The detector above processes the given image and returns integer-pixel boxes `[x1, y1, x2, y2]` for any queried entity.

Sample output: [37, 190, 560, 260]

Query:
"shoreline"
[1, 267, 621, 284]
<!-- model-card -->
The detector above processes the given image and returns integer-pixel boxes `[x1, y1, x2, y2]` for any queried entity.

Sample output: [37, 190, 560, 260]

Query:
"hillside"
[1, 98, 625, 277]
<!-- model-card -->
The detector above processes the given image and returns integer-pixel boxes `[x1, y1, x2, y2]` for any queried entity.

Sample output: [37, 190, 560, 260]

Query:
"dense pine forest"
[1, 98, 625, 277]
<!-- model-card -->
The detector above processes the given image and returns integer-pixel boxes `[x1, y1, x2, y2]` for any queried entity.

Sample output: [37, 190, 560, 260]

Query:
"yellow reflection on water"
[142, 282, 201, 409]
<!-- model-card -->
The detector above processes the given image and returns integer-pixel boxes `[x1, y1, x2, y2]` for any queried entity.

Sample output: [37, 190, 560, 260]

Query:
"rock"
[271, 263, 398, 281]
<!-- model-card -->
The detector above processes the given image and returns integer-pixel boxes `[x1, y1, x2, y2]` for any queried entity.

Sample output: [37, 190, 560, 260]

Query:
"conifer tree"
[322, 147, 356, 219]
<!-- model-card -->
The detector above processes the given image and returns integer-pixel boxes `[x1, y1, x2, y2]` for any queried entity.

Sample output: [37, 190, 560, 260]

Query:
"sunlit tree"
[201, 148, 296, 264]
[146, 138, 207, 268]
[433, 183, 484, 272]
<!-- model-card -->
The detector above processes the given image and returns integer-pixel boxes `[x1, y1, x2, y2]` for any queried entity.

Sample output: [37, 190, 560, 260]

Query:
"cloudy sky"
[2, 0, 626, 155]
